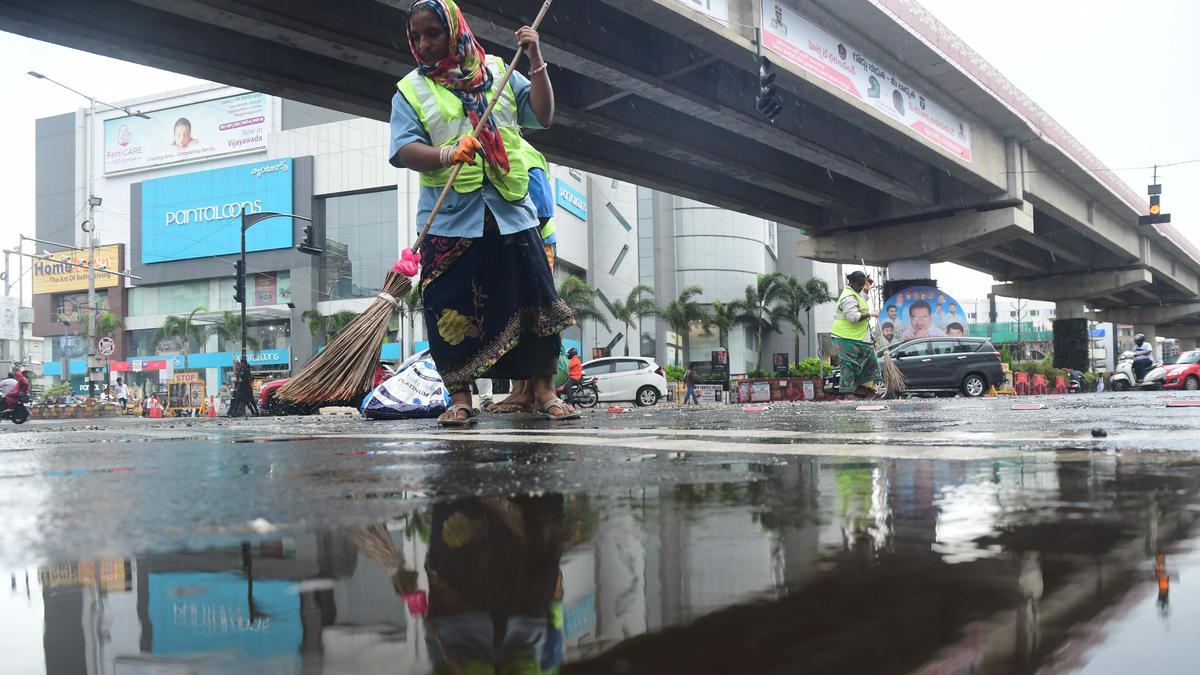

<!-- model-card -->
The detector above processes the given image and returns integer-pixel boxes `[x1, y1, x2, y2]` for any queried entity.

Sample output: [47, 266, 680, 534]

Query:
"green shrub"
[747, 368, 770, 379]
[664, 365, 685, 382]
[999, 346, 1014, 366]
[788, 358, 823, 378]
[1083, 372, 1098, 391]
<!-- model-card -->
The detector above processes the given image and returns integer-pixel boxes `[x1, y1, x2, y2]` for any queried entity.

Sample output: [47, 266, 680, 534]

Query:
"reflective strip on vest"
[401, 56, 516, 146]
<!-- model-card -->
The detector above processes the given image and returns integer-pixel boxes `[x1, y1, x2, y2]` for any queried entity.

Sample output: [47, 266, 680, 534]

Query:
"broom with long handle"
[277, 1, 555, 405]
[862, 260, 906, 397]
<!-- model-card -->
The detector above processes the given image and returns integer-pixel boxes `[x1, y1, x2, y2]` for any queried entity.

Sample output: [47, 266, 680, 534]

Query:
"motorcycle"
[557, 376, 599, 408]
[1068, 370, 1083, 394]
[0, 393, 31, 425]
[1110, 351, 1166, 391]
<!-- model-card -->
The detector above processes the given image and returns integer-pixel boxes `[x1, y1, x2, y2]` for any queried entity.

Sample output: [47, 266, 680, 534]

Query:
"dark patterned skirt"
[420, 215, 575, 395]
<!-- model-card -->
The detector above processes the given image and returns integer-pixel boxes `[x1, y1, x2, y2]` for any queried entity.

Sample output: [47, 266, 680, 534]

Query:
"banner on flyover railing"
[760, 1, 972, 162]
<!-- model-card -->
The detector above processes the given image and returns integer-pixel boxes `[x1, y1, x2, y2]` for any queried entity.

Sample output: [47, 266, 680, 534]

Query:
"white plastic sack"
[361, 350, 450, 420]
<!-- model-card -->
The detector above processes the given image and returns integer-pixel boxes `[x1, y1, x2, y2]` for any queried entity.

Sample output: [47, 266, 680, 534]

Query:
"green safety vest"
[831, 286, 870, 342]
[397, 55, 541, 201]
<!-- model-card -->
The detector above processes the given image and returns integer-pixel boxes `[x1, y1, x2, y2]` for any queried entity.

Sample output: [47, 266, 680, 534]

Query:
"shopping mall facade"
[33, 83, 834, 398]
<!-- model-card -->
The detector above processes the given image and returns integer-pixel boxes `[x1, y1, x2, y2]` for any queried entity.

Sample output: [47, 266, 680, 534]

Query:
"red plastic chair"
[1053, 376, 1067, 395]
[1013, 372, 1030, 395]
[1032, 374, 1049, 395]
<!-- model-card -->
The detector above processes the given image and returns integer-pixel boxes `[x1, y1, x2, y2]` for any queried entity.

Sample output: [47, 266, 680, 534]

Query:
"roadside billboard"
[140, 157, 294, 263]
[31, 244, 122, 294]
[881, 286, 968, 345]
[104, 92, 270, 175]
[0, 295, 18, 340]
[760, 1, 972, 161]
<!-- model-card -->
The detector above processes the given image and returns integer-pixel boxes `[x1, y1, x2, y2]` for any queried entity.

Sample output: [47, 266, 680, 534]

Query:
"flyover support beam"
[1178, 338, 1199, 351]
[1055, 301, 1087, 320]
[990, 269, 1153, 303]
[796, 204, 1034, 266]
[1096, 303, 1200, 327]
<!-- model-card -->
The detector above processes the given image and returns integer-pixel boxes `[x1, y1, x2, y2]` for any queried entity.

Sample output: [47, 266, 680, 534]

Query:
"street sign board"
[97, 336, 116, 356]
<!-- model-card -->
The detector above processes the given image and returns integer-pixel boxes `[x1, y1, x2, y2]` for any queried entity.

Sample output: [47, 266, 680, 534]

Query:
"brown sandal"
[438, 403, 479, 427]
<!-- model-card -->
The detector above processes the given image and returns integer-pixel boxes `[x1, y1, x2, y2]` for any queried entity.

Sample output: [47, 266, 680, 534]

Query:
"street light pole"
[227, 209, 317, 418]
[85, 96, 97, 400]
[27, 72, 149, 397]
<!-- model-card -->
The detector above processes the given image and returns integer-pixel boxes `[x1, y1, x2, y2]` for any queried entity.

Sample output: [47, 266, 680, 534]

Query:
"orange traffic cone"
[207, 396, 217, 417]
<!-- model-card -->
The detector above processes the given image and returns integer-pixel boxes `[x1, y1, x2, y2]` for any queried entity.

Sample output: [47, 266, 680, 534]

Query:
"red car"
[1163, 350, 1200, 390]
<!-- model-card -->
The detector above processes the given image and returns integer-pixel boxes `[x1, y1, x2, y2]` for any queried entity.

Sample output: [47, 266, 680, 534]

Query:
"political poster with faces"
[880, 286, 968, 346]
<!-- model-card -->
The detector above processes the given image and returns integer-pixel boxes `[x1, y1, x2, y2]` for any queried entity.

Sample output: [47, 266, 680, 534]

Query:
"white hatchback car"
[581, 357, 668, 406]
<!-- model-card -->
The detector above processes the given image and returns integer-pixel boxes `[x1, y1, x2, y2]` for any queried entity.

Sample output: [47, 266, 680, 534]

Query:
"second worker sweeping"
[389, 0, 578, 426]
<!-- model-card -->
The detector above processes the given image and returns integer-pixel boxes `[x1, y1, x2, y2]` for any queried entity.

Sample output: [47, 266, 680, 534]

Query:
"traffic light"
[1138, 183, 1171, 226]
[297, 223, 322, 255]
[233, 259, 245, 304]
[756, 56, 783, 122]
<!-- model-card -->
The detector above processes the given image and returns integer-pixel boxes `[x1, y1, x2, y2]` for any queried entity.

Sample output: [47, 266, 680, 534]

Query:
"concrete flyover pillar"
[1052, 300, 1089, 371]
[882, 260, 934, 306]
[1134, 324, 1159, 361]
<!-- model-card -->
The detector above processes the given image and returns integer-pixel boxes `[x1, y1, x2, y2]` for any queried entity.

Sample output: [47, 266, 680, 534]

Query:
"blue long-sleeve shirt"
[389, 69, 546, 238]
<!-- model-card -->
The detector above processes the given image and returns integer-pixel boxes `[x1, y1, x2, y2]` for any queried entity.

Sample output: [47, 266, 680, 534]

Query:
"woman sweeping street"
[389, 0, 577, 425]
[832, 271, 881, 399]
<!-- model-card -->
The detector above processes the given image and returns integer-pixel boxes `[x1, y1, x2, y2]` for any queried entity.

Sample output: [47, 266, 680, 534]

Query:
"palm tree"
[151, 306, 208, 368]
[400, 286, 423, 358]
[703, 300, 742, 352]
[558, 275, 610, 345]
[210, 310, 261, 353]
[734, 273, 790, 369]
[608, 284, 658, 356]
[301, 309, 361, 347]
[659, 286, 709, 366]
[783, 276, 836, 363]
[76, 311, 123, 340]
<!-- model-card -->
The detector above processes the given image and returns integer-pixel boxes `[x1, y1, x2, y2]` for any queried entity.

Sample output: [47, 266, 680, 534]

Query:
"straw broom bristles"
[879, 340, 907, 397]
[275, 270, 412, 404]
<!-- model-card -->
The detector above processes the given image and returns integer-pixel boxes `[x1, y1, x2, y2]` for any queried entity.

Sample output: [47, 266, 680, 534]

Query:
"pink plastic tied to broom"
[393, 249, 420, 277]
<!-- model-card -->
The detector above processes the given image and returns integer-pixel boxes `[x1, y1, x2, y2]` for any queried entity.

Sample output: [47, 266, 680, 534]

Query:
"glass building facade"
[319, 189, 398, 301]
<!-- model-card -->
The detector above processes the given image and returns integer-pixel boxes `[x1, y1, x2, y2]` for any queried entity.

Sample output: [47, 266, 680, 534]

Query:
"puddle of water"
[4, 456, 1200, 673]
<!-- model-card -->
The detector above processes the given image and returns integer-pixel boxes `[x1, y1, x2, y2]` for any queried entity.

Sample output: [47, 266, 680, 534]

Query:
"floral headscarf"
[408, 0, 510, 173]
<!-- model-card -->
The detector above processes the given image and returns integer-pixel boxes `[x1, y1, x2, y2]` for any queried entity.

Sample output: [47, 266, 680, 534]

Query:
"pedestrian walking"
[683, 365, 699, 405]
[832, 271, 881, 399]
[389, 0, 577, 425]
[115, 377, 129, 411]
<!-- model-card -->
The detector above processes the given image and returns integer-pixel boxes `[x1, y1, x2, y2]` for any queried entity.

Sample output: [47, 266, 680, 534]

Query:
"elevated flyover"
[1, 0, 1197, 337]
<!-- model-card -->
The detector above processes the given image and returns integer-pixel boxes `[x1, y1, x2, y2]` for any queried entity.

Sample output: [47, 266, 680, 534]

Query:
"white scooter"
[1110, 351, 1166, 391]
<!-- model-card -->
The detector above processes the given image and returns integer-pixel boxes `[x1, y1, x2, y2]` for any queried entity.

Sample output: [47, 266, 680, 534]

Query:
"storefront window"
[47, 335, 89, 361]
[319, 189, 398, 300]
[217, 320, 290, 352]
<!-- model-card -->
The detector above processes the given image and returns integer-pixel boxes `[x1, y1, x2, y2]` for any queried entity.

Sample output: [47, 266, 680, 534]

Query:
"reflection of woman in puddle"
[425, 495, 567, 674]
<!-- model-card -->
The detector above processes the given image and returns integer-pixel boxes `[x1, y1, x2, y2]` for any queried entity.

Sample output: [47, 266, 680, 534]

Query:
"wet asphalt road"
[1, 391, 1199, 674]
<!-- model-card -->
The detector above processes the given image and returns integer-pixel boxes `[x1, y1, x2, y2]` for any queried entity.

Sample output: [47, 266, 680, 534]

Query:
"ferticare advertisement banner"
[104, 92, 270, 175]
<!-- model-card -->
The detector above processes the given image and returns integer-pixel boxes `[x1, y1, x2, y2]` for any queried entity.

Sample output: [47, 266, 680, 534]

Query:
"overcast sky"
[2, 1, 1197, 304]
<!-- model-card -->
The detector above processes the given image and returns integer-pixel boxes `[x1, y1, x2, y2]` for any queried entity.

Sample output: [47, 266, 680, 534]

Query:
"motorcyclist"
[1132, 333, 1154, 382]
[565, 348, 583, 400]
[2, 367, 29, 412]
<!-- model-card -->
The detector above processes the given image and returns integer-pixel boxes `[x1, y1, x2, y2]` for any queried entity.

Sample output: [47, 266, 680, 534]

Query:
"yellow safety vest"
[397, 55, 540, 201]
[831, 286, 870, 342]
